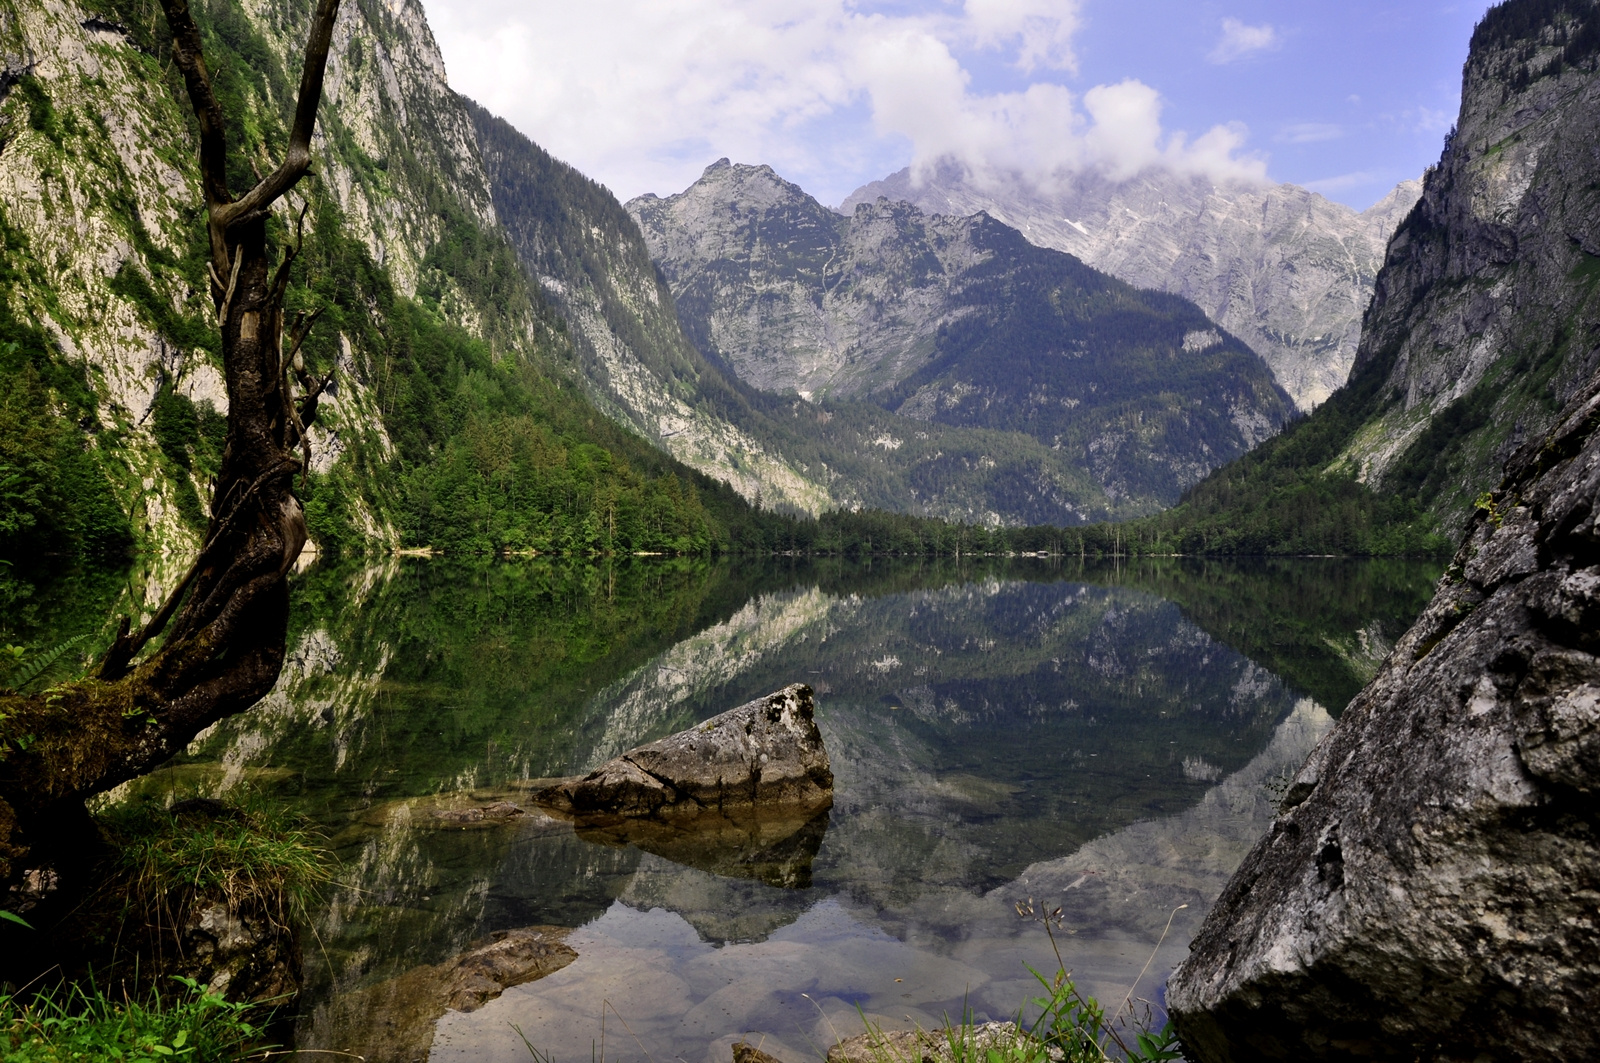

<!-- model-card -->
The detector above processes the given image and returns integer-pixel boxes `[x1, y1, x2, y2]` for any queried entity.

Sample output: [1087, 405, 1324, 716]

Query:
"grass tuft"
[96, 790, 335, 945]
[0, 976, 266, 1061]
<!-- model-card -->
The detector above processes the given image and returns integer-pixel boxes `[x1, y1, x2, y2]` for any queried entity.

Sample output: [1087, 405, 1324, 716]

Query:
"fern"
[2, 633, 89, 693]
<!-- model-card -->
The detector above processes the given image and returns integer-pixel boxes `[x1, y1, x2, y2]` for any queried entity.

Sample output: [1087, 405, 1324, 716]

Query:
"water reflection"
[152, 555, 1437, 1063]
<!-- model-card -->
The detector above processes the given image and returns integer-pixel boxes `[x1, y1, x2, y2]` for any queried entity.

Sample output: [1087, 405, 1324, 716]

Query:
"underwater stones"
[316, 927, 576, 1063]
[430, 800, 526, 824]
[1167, 367, 1600, 1061]
[733, 1042, 786, 1063]
[535, 684, 832, 819]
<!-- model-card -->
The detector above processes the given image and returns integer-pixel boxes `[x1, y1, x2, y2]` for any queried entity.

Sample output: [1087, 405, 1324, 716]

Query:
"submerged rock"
[429, 800, 527, 824]
[535, 684, 832, 818]
[580, 805, 830, 889]
[315, 926, 575, 1063]
[733, 1042, 786, 1063]
[1167, 367, 1600, 1060]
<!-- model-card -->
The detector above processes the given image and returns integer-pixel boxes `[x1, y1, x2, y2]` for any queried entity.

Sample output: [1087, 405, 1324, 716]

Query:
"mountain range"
[627, 160, 1293, 512]
[4, 0, 1595, 575]
[843, 164, 1421, 413]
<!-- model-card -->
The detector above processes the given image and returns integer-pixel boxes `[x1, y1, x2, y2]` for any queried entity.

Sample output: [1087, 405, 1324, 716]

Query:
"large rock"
[1167, 365, 1600, 1060]
[535, 684, 832, 818]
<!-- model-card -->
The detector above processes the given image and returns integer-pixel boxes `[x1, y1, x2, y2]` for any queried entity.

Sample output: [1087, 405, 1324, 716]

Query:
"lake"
[133, 555, 1439, 1062]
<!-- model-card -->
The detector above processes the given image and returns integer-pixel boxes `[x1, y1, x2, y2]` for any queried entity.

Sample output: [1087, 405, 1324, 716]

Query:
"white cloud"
[1302, 171, 1377, 194]
[1208, 17, 1280, 65]
[963, 0, 1082, 72]
[423, 0, 1265, 204]
[1277, 122, 1344, 144]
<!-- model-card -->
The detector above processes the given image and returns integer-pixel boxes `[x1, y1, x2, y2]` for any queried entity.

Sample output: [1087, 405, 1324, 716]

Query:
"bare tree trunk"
[0, 0, 341, 907]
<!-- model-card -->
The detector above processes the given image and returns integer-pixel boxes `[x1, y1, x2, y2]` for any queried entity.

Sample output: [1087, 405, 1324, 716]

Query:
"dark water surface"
[143, 556, 1437, 1062]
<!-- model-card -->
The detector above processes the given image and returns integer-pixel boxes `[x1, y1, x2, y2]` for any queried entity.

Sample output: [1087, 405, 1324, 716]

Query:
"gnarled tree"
[0, 0, 341, 919]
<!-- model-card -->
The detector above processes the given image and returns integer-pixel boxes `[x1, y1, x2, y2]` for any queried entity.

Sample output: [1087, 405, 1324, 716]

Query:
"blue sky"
[425, 0, 1492, 210]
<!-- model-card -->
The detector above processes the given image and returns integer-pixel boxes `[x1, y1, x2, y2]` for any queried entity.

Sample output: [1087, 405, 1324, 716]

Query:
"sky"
[421, 0, 1494, 212]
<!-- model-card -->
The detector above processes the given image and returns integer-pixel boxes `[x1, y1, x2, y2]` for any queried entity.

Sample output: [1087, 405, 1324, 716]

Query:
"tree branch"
[98, 457, 302, 679]
[158, 0, 232, 264]
[216, 0, 341, 229]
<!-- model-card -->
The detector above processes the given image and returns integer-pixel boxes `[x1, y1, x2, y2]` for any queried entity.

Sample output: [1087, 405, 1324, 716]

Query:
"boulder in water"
[535, 684, 832, 819]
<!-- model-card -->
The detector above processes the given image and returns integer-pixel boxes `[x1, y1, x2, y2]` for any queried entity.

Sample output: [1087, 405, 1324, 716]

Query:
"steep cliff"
[629, 161, 1294, 511]
[1136, 0, 1600, 555]
[1166, 3, 1600, 1057]
[0, 0, 768, 590]
[843, 165, 1420, 413]
[1334, 0, 1600, 533]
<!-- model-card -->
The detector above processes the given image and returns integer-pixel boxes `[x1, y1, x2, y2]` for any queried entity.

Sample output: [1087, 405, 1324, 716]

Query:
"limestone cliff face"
[1333, 1, 1600, 532]
[0, 0, 533, 572]
[629, 161, 1295, 509]
[843, 166, 1420, 413]
[277, 0, 499, 300]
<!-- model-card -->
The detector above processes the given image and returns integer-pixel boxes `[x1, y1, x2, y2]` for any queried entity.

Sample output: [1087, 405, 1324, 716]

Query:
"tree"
[0, 0, 342, 910]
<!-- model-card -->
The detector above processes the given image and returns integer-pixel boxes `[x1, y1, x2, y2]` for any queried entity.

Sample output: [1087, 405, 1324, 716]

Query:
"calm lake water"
[138, 556, 1438, 1062]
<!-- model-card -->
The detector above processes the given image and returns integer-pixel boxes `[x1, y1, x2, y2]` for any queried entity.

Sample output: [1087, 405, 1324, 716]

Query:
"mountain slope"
[0, 0, 770, 584]
[463, 100, 831, 515]
[843, 165, 1421, 412]
[1140, 0, 1600, 554]
[628, 161, 1295, 509]
[467, 110, 1171, 524]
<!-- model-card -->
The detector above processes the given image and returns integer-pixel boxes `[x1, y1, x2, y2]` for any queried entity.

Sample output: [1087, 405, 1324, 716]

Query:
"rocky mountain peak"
[627, 162, 1292, 513]
[842, 162, 1420, 413]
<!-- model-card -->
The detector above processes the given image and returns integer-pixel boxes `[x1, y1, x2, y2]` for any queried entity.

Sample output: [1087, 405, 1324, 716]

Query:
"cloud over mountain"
[424, 0, 1266, 202]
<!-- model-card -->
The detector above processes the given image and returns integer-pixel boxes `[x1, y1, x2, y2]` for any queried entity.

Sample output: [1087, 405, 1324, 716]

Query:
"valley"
[5, 0, 1600, 1061]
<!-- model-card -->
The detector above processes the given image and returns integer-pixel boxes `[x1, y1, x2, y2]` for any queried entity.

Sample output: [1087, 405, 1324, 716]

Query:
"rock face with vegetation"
[465, 101, 833, 517]
[536, 683, 832, 818]
[629, 161, 1294, 512]
[844, 166, 1421, 413]
[0, 0, 785, 584]
[1167, 5, 1600, 1046]
[1169, 359, 1600, 1060]
[1137, 0, 1600, 555]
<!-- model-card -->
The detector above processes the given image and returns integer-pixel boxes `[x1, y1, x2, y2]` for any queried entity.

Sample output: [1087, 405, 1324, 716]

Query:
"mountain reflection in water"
[148, 556, 1436, 1063]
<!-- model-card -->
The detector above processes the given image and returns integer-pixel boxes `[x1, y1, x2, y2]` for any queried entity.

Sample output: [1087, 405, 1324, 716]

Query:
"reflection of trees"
[1085, 556, 1440, 713]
